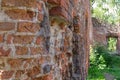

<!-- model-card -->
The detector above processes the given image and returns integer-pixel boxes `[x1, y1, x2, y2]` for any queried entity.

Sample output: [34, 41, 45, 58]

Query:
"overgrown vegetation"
[88, 0, 120, 79]
[87, 44, 120, 80]
[90, 0, 120, 24]
[108, 37, 117, 52]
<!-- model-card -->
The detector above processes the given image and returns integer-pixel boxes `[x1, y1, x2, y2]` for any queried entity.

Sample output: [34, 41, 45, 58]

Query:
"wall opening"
[107, 37, 118, 53]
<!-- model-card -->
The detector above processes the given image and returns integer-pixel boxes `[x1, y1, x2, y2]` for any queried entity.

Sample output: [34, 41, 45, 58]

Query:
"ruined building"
[93, 18, 120, 54]
[0, 0, 92, 80]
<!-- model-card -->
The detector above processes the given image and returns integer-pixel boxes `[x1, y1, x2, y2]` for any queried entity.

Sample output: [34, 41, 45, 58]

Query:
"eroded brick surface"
[5, 9, 35, 20]
[0, 35, 3, 43]
[17, 22, 40, 33]
[0, 22, 15, 31]
[15, 46, 28, 55]
[13, 35, 34, 44]
[2, 0, 37, 8]
[0, 47, 11, 57]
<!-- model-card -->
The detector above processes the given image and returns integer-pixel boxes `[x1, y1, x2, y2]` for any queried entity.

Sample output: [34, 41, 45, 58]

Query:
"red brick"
[72, 9, 77, 17]
[60, 0, 69, 11]
[27, 66, 40, 77]
[22, 59, 32, 68]
[36, 36, 44, 45]
[59, 22, 66, 30]
[49, 6, 68, 21]
[47, 0, 59, 5]
[13, 35, 34, 44]
[5, 9, 35, 20]
[38, 13, 44, 21]
[35, 57, 45, 65]
[0, 47, 11, 56]
[7, 59, 23, 68]
[2, 0, 37, 8]
[0, 22, 15, 31]
[34, 56, 51, 65]
[0, 59, 5, 69]
[0, 35, 3, 43]
[43, 0, 48, 2]
[17, 22, 40, 33]
[6, 34, 13, 44]
[15, 70, 24, 78]
[30, 47, 43, 55]
[73, 0, 79, 5]
[33, 74, 53, 80]
[0, 71, 14, 79]
[37, 1, 43, 12]
[16, 46, 28, 55]
[47, 0, 69, 10]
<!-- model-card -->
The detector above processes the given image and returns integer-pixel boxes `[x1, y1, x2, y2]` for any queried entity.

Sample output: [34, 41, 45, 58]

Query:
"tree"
[91, 0, 120, 25]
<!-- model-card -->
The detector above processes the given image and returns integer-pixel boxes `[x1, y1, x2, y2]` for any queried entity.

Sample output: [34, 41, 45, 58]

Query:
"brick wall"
[0, 0, 92, 80]
[93, 18, 120, 54]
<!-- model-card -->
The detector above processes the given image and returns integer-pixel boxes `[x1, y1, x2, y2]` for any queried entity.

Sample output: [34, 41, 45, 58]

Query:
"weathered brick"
[22, 59, 32, 68]
[73, 0, 79, 5]
[0, 35, 3, 43]
[0, 22, 15, 31]
[2, 0, 37, 8]
[6, 34, 13, 44]
[17, 22, 40, 33]
[33, 74, 53, 80]
[5, 9, 35, 20]
[60, 0, 69, 11]
[15, 70, 24, 78]
[16, 46, 28, 55]
[47, 0, 59, 5]
[73, 23, 81, 33]
[34, 57, 45, 65]
[0, 47, 11, 56]
[13, 35, 34, 44]
[27, 66, 40, 77]
[7, 59, 22, 68]
[37, 1, 43, 12]
[48, 0, 69, 10]
[0, 58, 5, 69]
[36, 36, 44, 45]
[49, 6, 68, 21]
[30, 47, 43, 55]
[38, 13, 44, 21]
[0, 71, 14, 79]
[59, 22, 66, 30]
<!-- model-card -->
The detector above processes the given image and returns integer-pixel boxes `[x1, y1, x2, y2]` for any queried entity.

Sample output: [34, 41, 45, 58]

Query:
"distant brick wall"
[0, 0, 92, 80]
[93, 18, 120, 54]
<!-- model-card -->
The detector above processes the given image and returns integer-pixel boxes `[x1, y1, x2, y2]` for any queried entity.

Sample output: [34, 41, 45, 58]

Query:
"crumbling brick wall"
[93, 17, 120, 54]
[0, 0, 92, 80]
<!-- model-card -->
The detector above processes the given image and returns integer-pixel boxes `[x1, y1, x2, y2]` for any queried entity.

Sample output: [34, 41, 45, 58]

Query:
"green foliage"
[108, 37, 117, 52]
[90, 0, 120, 24]
[88, 44, 120, 80]
[90, 44, 111, 68]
